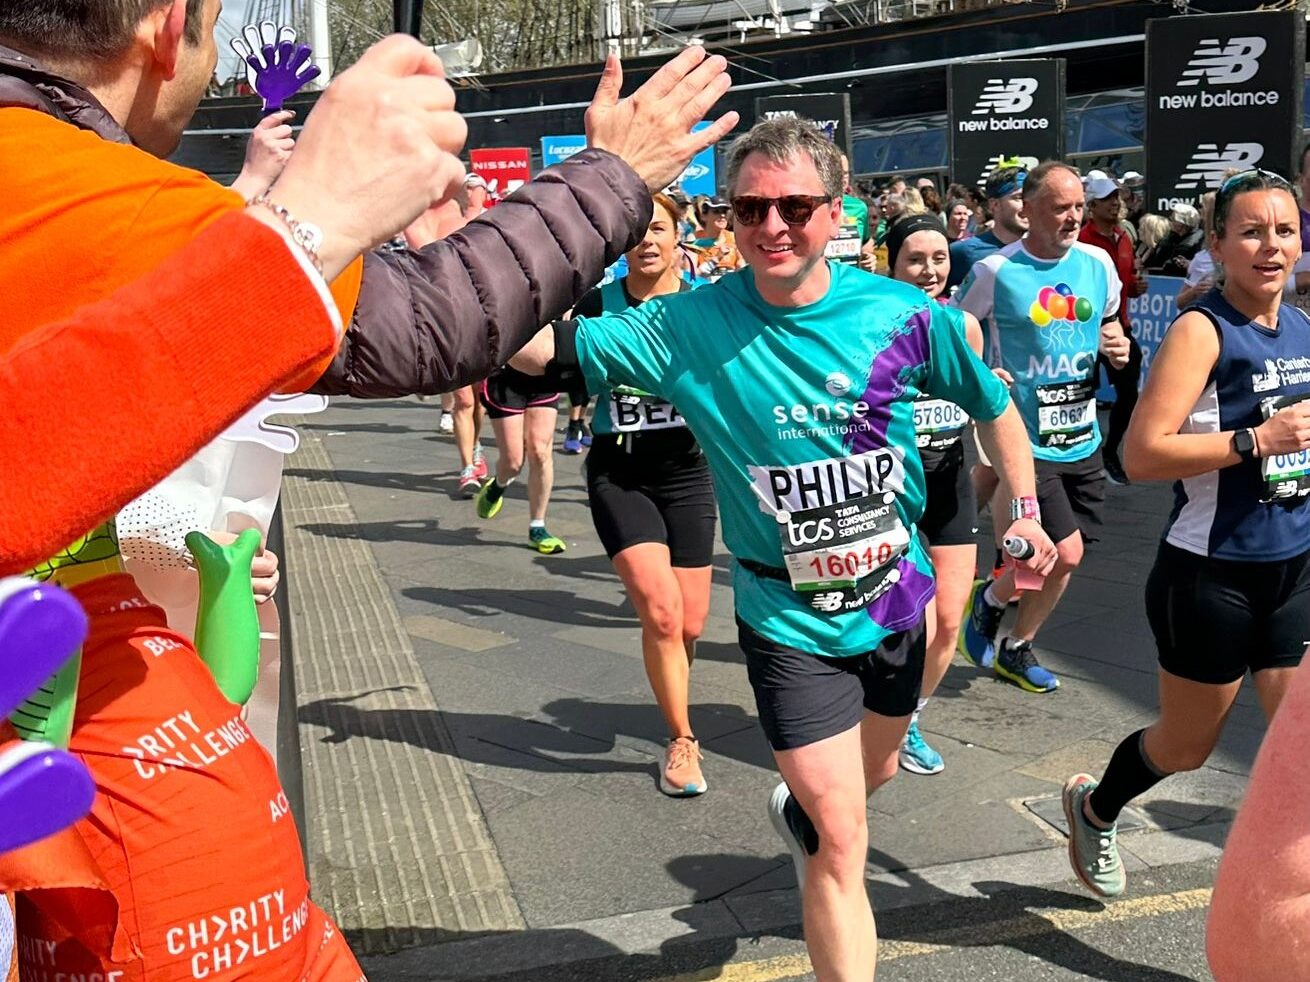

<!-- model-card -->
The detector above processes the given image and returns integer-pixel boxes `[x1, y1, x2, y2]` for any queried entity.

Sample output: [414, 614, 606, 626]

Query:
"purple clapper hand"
[0, 578, 95, 853]
[231, 22, 319, 115]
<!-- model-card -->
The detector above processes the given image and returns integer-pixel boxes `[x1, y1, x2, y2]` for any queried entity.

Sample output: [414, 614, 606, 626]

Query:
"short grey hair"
[725, 117, 845, 200]
[1021, 161, 1082, 202]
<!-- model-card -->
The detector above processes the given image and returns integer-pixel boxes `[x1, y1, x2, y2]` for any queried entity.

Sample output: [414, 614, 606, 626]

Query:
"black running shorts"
[1147, 541, 1310, 685]
[480, 368, 559, 419]
[738, 618, 927, 751]
[585, 434, 717, 568]
[919, 448, 978, 548]
[1035, 449, 1105, 545]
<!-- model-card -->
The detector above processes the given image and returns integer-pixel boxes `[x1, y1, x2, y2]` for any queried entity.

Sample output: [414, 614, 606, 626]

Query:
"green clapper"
[186, 529, 262, 705]
[13, 523, 122, 747]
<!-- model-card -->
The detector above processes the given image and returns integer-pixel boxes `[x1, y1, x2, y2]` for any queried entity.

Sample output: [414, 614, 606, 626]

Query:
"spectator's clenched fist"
[258, 35, 468, 279]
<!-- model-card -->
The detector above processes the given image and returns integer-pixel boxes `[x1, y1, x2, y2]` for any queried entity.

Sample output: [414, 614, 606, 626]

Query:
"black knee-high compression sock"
[1087, 729, 1169, 826]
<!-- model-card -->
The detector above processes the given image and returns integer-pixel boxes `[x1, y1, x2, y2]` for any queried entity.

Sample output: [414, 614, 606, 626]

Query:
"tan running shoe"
[660, 736, 707, 796]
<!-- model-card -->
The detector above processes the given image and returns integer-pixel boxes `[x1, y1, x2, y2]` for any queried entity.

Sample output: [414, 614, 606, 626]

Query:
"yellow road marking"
[647, 887, 1213, 982]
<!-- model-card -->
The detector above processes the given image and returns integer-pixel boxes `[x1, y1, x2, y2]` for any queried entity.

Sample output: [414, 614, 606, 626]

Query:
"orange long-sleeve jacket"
[0, 212, 340, 575]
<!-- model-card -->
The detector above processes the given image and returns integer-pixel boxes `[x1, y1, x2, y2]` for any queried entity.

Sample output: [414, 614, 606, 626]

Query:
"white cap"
[1171, 203, 1201, 228]
[1082, 169, 1109, 185]
[1122, 170, 1144, 185]
[1085, 176, 1121, 201]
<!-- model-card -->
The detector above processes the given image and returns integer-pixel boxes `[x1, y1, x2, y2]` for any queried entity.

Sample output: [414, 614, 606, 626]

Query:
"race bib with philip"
[776, 491, 910, 615]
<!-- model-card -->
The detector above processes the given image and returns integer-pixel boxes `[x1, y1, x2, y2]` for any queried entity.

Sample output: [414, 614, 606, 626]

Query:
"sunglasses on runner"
[1218, 168, 1294, 194]
[730, 194, 833, 227]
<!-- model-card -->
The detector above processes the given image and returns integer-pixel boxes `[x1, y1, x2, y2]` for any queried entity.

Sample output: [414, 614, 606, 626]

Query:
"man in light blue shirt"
[953, 161, 1130, 693]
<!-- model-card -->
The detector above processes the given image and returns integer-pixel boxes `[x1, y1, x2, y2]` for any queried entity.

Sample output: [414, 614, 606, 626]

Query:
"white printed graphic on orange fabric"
[120, 712, 254, 781]
[164, 891, 310, 979]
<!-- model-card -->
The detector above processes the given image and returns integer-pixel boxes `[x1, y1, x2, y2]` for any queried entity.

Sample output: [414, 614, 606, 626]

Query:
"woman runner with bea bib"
[573, 193, 718, 796]
[1063, 170, 1310, 898]
[887, 215, 992, 776]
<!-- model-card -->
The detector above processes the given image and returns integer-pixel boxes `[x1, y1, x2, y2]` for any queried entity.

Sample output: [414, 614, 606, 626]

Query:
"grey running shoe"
[1062, 773, 1126, 898]
[768, 781, 819, 891]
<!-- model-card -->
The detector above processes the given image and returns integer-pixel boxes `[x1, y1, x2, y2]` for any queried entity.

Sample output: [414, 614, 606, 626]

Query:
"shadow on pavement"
[1141, 800, 1236, 836]
[300, 516, 489, 548]
[298, 420, 425, 435]
[403, 584, 633, 627]
[868, 847, 1198, 982]
[358, 853, 791, 981]
[287, 468, 466, 498]
[297, 690, 769, 776]
[527, 549, 739, 590]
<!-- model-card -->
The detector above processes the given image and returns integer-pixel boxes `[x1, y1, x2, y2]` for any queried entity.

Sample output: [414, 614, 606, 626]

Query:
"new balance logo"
[1253, 359, 1281, 394]
[1179, 37, 1265, 87]
[1177, 143, 1264, 190]
[972, 78, 1038, 115]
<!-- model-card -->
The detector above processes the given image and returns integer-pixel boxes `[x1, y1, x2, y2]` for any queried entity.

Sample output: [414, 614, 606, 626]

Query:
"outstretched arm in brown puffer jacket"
[310, 149, 651, 398]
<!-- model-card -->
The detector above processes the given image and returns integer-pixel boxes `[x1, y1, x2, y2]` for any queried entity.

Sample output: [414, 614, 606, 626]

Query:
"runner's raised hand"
[586, 47, 739, 192]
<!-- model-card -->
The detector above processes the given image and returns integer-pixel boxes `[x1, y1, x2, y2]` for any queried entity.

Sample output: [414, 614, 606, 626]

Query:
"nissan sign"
[948, 59, 1065, 187]
[1146, 11, 1305, 212]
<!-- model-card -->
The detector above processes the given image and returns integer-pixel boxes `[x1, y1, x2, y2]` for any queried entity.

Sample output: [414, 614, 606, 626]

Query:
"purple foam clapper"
[0, 742, 95, 853]
[250, 41, 321, 115]
[0, 578, 87, 720]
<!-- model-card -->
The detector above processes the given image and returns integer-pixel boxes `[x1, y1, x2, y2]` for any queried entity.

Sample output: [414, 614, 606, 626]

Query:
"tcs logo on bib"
[1028, 282, 1095, 328]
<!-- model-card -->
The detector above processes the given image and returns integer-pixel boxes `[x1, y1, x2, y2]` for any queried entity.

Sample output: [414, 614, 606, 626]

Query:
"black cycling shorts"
[480, 368, 559, 419]
[739, 618, 926, 751]
[585, 434, 717, 568]
[919, 449, 977, 548]
[1147, 541, 1310, 685]
[1035, 449, 1105, 545]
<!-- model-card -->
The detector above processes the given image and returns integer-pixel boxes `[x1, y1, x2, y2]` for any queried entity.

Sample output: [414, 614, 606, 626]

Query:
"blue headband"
[988, 170, 1027, 199]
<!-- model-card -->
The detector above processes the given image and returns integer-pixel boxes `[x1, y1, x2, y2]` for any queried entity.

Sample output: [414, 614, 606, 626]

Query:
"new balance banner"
[948, 60, 1065, 188]
[755, 94, 852, 162]
[1145, 11, 1306, 212]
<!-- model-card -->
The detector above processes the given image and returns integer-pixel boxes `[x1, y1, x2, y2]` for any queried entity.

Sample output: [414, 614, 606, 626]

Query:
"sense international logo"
[1028, 282, 1095, 327]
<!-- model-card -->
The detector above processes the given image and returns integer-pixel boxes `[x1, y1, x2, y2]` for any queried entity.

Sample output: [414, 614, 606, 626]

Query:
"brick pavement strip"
[281, 431, 525, 955]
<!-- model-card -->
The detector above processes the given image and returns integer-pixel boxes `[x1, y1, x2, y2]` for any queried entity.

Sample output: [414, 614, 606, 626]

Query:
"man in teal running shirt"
[954, 161, 1131, 694]
[511, 118, 1055, 979]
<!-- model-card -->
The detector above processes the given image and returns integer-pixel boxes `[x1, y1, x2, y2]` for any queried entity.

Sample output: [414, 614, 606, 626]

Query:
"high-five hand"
[586, 47, 739, 192]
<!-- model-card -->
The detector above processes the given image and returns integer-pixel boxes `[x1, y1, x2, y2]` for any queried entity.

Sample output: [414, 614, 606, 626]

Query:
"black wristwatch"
[1233, 427, 1258, 461]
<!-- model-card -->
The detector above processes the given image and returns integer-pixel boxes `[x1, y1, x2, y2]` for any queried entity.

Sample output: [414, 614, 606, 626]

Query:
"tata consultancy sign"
[1146, 11, 1305, 212]
[948, 60, 1065, 187]
[755, 94, 852, 162]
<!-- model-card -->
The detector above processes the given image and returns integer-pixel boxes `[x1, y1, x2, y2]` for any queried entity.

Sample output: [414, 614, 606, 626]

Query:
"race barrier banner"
[1097, 274, 1184, 401]
[1145, 10, 1305, 213]
[756, 93, 853, 163]
[541, 131, 714, 195]
[947, 59, 1064, 188]
[540, 134, 586, 168]
[469, 146, 532, 199]
[680, 122, 717, 197]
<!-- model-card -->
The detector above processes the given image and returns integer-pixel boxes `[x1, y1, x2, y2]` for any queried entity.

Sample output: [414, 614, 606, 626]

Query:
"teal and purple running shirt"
[575, 261, 1010, 657]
